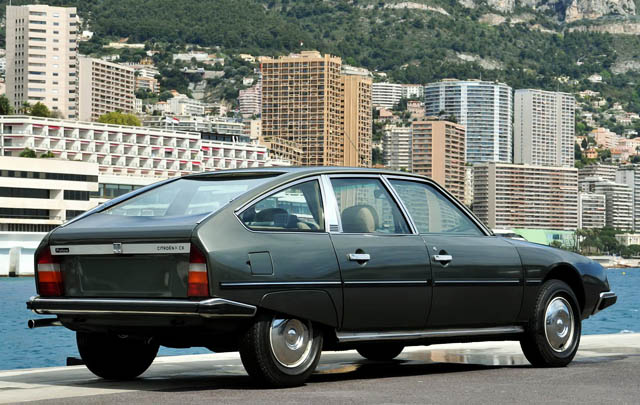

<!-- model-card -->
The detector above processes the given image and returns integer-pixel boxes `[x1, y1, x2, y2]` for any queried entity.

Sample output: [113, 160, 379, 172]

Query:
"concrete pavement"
[0, 333, 638, 404]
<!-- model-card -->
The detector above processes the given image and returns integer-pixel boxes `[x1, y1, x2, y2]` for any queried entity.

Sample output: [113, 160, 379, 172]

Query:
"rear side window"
[331, 177, 410, 234]
[240, 180, 325, 232]
[103, 176, 275, 217]
[389, 179, 482, 235]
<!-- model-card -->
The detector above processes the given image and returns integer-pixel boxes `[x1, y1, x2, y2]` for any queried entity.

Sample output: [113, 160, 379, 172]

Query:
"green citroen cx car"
[27, 167, 616, 387]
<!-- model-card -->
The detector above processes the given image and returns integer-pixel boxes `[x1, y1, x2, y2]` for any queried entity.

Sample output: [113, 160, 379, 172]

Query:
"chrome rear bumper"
[592, 291, 617, 315]
[27, 296, 257, 318]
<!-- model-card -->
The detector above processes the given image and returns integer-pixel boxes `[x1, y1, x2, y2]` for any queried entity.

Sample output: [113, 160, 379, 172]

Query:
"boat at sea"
[588, 256, 640, 268]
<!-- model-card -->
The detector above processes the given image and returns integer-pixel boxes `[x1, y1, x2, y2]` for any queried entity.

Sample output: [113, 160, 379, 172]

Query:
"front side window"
[389, 179, 482, 235]
[103, 175, 276, 217]
[331, 177, 409, 234]
[240, 180, 324, 232]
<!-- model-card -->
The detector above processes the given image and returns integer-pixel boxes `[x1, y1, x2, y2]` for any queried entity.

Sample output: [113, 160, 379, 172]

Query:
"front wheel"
[520, 279, 581, 367]
[239, 316, 323, 388]
[76, 332, 159, 380]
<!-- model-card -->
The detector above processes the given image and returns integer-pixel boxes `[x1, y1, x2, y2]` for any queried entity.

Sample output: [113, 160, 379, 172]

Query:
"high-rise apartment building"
[371, 83, 424, 109]
[258, 136, 302, 166]
[372, 82, 403, 109]
[578, 192, 606, 229]
[473, 163, 578, 230]
[514, 89, 576, 168]
[382, 125, 412, 171]
[424, 79, 512, 164]
[342, 74, 372, 167]
[593, 180, 633, 231]
[239, 80, 262, 117]
[616, 165, 640, 231]
[578, 163, 617, 183]
[6, 4, 79, 118]
[78, 57, 135, 121]
[261, 51, 372, 167]
[0, 116, 273, 178]
[412, 120, 466, 201]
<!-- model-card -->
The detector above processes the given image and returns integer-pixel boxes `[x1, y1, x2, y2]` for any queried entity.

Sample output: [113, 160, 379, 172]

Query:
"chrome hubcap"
[269, 318, 313, 368]
[544, 297, 575, 352]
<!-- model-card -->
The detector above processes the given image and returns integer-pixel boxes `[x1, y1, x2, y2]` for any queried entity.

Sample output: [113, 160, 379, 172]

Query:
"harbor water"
[1, 268, 638, 371]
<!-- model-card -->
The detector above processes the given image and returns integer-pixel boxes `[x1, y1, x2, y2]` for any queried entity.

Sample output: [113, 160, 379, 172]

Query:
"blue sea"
[1, 269, 638, 370]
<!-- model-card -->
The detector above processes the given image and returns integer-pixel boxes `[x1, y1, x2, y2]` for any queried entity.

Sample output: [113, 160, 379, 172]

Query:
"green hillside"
[2, 0, 640, 111]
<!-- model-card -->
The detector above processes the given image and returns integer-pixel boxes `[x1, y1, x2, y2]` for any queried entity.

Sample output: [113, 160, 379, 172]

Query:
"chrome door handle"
[348, 253, 370, 262]
[433, 254, 452, 262]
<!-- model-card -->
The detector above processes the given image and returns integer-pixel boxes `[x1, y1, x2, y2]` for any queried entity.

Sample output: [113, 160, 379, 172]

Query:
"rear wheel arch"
[258, 290, 339, 328]
[543, 264, 585, 313]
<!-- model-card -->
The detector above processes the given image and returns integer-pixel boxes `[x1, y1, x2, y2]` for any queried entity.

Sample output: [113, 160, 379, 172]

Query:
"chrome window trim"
[324, 173, 415, 235]
[320, 174, 341, 232]
[380, 175, 418, 234]
[383, 174, 492, 237]
[336, 326, 525, 343]
[234, 175, 329, 234]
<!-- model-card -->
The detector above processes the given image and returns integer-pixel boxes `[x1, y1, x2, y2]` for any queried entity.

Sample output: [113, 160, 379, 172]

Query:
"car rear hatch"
[48, 213, 199, 298]
[42, 173, 281, 299]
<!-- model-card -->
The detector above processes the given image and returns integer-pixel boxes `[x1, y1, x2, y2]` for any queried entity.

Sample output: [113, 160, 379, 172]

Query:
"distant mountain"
[2, 0, 640, 116]
[463, 0, 636, 22]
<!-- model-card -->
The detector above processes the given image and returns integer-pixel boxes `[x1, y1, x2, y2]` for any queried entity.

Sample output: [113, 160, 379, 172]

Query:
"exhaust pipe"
[28, 318, 62, 329]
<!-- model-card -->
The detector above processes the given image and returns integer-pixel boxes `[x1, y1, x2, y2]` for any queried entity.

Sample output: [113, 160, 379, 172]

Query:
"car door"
[325, 175, 431, 331]
[387, 177, 523, 328]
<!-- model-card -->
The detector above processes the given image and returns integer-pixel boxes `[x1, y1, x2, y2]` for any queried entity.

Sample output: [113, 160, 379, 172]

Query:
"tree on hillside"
[97, 111, 142, 126]
[30, 102, 51, 118]
[158, 91, 174, 101]
[19, 148, 37, 158]
[0, 95, 13, 115]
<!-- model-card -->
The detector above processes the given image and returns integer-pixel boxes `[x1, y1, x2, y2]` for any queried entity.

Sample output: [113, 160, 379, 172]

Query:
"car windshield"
[103, 175, 277, 217]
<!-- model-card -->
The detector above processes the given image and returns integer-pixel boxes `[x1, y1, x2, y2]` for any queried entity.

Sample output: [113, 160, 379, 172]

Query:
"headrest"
[255, 208, 288, 223]
[341, 205, 378, 233]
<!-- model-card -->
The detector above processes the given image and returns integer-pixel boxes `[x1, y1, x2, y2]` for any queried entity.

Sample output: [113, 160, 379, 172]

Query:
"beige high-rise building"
[261, 51, 372, 167]
[78, 57, 135, 121]
[6, 4, 79, 118]
[411, 120, 466, 201]
[342, 74, 372, 167]
[514, 89, 576, 167]
[473, 163, 578, 230]
[258, 136, 302, 166]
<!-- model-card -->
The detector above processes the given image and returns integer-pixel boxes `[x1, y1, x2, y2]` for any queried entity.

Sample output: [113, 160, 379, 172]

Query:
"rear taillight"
[187, 244, 209, 297]
[36, 247, 63, 297]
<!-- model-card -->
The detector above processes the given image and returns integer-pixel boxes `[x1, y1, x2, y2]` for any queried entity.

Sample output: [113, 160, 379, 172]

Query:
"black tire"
[520, 279, 581, 367]
[76, 332, 159, 380]
[239, 316, 323, 388]
[357, 343, 405, 361]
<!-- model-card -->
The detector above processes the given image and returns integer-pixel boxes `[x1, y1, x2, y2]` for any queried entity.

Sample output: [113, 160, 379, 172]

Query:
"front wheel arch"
[543, 264, 585, 314]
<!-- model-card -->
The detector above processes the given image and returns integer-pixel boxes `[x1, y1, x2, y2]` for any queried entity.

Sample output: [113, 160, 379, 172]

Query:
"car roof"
[183, 166, 431, 181]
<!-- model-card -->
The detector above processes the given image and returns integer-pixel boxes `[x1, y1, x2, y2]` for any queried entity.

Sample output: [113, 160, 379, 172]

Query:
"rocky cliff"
[461, 0, 636, 22]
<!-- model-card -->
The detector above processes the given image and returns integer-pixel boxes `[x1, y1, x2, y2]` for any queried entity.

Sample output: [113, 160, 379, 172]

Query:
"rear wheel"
[357, 343, 404, 361]
[76, 332, 158, 380]
[239, 316, 323, 388]
[520, 279, 581, 367]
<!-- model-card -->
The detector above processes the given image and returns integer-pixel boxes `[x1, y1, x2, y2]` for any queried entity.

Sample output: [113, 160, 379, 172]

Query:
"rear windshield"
[103, 175, 276, 217]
